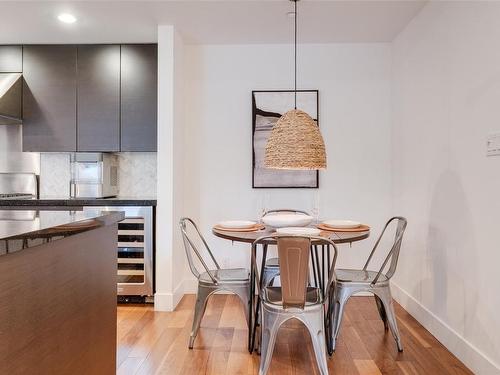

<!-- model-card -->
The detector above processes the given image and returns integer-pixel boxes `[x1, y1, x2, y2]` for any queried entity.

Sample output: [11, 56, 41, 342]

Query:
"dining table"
[212, 223, 370, 355]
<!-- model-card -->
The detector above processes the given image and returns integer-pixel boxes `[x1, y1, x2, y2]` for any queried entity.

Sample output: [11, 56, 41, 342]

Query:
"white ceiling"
[0, 1, 426, 44]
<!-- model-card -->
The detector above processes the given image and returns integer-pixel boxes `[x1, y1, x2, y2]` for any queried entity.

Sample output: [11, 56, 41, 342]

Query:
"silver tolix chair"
[261, 209, 311, 287]
[253, 235, 338, 375]
[179, 217, 250, 349]
[330, 216, 407, 352]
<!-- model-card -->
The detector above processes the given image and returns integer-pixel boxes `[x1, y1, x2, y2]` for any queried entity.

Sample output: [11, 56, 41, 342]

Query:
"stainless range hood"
[0, 73, 22, 125]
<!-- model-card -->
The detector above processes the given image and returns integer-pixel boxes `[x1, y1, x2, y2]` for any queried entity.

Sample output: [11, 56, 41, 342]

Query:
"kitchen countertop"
[0, 196, 157, 207]
[0, 209, 125, 255]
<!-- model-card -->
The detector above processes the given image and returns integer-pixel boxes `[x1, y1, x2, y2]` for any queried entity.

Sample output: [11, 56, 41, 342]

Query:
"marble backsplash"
[39, 152, 157, 198]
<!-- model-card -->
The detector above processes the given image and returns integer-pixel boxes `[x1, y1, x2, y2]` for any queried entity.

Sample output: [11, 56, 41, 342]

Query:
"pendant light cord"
[294, 0, 297, 109]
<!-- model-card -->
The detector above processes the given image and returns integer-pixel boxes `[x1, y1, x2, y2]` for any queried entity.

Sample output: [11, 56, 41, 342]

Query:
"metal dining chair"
[261, 209, 311, 287]
[253, 235, 338, 375]
[179, 217, 250, 349]
[330, 216, 407, 352]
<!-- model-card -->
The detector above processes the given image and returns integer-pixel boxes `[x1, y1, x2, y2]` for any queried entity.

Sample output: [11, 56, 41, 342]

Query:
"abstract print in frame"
[252, 90, 319, 188]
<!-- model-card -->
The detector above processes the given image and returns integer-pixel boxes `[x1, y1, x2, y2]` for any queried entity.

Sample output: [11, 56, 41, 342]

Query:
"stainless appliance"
[84, 205, 154, 300]
[0, 73, 22, 125]
[0, 173, 38, 221]
[0, 172, 37, 199]
[70, 153, 118, 198]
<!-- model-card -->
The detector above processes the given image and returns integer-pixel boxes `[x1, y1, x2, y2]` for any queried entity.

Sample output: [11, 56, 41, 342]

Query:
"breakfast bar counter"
[0, 209, 124, 375]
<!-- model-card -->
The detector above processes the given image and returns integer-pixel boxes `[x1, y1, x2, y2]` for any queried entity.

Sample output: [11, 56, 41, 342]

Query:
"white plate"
[322, 219, 361, 229]
[262, 214, 313, 228]
[276, 227, 321, 236]
[217, 220, 257, 229]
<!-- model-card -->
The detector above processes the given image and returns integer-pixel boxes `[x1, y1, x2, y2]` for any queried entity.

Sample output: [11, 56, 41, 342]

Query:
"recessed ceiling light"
[58, 13, 77, 24]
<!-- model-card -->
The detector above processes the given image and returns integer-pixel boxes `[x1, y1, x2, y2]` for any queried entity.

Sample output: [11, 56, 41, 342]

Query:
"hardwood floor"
[117, 295, 472, 375]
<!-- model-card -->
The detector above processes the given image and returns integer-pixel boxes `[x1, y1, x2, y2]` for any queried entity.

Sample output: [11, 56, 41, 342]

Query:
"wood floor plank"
[205, 350, 230, 375]
[117, 295, 473, 375]
[134, 327, 182, 375]
[328, 339, 360, 374]
[156, 321, 193, 375]
[117, 357, 144, 375]
[354, 359, 383, 375]
[219, 294, 248, 330]
[397, 361, 421, 375]
[343, 325, 372, 359]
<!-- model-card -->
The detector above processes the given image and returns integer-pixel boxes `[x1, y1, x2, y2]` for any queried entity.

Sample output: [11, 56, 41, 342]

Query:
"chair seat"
[335, 269, 389, 284]
[264, 257, 279, 268]
[262, 286, 322, 306]
[199, 268, 249, 284]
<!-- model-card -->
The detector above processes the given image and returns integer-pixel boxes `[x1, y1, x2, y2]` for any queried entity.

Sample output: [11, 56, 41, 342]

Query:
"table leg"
[324, 244, 335, 355]
[248, 244, 255, 352]
[322, 245, 326, 295]
[250, 243, 267, 353]
[314, 245, 323, 291]
[311, 245, 318, 287]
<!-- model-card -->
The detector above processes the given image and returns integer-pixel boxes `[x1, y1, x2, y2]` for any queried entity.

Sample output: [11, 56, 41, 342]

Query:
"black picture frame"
[252, 90, 320, 189]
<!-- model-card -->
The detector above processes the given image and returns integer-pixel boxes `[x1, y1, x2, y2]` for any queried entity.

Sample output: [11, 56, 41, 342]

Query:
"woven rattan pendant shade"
[265, 109, 327, 170]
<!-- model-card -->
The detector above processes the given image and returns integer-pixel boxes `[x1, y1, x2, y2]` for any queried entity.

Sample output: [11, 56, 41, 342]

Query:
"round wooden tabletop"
[212, 225, 370, 244]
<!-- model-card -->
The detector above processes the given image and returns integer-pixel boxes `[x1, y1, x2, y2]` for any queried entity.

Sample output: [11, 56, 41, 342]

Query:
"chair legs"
[330, 284, 403, 352]
[189, 284, 212, 349]
[373, 288, 403, 352]
[331, 286, 352, 352]
[374, 295, 388, 330]
[189, 282, 251, 349]
[259, 305, 328, 375]
[259, 309, 281, 375]
[305, 309, 329, 375]
[232, 284, 251, 327]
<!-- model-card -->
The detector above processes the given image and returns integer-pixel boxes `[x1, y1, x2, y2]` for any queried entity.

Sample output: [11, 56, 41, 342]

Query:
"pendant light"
[265, 0, 327, 170]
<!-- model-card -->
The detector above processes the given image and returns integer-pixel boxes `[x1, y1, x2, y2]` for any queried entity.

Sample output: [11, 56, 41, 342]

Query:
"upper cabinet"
[18, 43, 157, 152]
[23, 45, 78, 152]
[77, 45, 121, 152]
[120, 45, 158, 152]
[0, 45, 22, 72]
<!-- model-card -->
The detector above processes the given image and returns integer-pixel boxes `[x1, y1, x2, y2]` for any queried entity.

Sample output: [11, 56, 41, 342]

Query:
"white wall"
[155, 25, 186, 310]
[392, 2, 500, 373]
[181, 43, 392, 290]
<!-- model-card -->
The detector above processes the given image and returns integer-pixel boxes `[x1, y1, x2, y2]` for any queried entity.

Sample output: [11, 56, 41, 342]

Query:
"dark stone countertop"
[0, 196, 157, 208]
[0, 209, 125, 256]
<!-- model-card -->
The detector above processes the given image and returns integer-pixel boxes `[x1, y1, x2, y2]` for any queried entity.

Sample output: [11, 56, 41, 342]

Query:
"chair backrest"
[363, 216, 407, 284]
[263, 208, 310, 216]
[277, 236, 311, 309]
[179, 217, 220, 283]
[252, 235, 338, 309]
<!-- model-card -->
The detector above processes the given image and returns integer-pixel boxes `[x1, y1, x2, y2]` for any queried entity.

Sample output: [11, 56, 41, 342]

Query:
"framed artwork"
[252, 90, 319, 188]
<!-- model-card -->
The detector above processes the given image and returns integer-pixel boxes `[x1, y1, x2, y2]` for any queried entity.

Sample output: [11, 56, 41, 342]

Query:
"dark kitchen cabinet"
[19, 43, 157, 152]
[0, 45, 22, 72]
[22, 45, 77, 152]
[120, 45, 157, 152]
[77, 45, 121, 151]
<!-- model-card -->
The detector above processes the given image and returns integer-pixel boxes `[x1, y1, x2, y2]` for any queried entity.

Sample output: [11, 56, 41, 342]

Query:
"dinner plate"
[322, 219, 361, 229]
[217, 220, 257, 229]
[276, 227, 321, 236]
[262, 214, 313, 228]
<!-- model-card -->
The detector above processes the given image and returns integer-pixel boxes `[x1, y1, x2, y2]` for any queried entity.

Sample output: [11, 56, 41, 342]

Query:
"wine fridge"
[84, 205, 154, 300]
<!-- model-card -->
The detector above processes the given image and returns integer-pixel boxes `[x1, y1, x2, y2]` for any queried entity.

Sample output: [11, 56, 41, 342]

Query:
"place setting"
[213, 220, 264, 232]
[213, 212, 370, 238]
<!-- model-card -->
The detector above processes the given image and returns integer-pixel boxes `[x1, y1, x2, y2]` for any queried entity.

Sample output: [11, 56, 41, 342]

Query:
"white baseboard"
[153, 292, 173, 311]
[154, 282, 185, 312]
[391, 282, 500, 375]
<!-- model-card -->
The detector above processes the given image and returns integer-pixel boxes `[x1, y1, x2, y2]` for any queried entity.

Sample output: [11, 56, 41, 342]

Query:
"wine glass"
[311, 190, 320, 224]
[258, 191, 270, 223]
